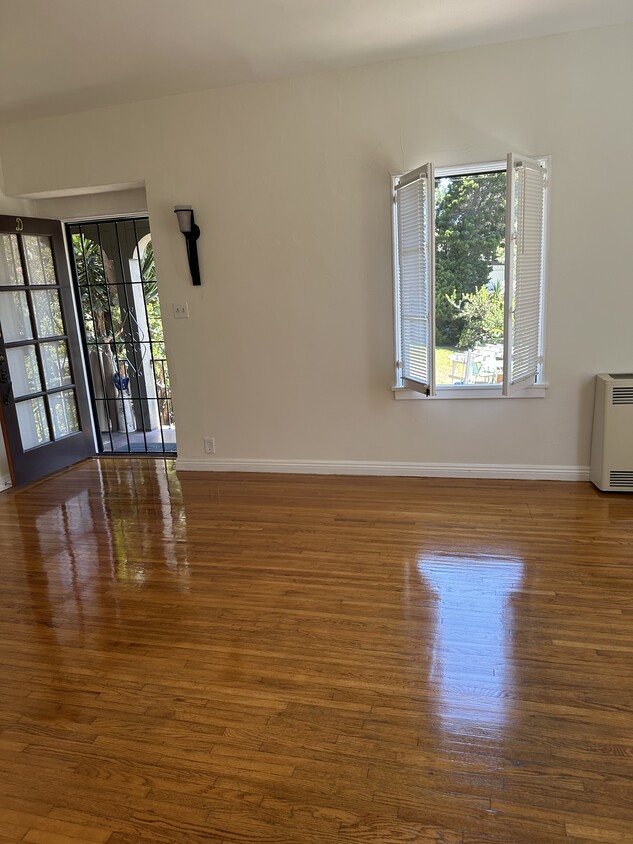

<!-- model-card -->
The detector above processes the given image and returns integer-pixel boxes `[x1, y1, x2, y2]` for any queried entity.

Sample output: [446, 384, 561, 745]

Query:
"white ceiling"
[1, 0, 631, 123]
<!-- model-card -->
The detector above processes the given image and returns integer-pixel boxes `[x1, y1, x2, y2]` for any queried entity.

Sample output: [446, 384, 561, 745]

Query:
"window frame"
[392, 156, 550, 400]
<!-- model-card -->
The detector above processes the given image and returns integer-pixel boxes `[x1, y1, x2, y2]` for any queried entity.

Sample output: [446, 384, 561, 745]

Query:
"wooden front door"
[0, 215, 94, 486]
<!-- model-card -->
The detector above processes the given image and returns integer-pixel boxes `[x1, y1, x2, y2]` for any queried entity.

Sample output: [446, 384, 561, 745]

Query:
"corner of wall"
[0, 154, 35, 216]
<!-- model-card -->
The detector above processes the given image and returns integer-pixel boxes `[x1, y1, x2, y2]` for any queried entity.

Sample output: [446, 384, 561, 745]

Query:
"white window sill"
[393, 383, 549, 400]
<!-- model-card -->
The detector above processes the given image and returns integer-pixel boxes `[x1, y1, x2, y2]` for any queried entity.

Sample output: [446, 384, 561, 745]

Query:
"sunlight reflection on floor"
[418, 553, 524, 735]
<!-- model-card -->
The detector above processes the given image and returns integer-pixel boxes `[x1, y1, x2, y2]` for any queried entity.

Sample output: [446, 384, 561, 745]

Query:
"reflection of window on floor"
[67, 217, 176, 455]
[418, 553, 524, 732]
[435, 169, 506, 386]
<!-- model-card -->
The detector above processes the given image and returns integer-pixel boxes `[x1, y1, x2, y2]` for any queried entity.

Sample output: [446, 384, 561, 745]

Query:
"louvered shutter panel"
[503, 154, 547, 395]
[395, 164, 436, 395]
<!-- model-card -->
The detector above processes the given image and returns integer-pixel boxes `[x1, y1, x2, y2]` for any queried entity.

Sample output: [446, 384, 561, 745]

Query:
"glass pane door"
[0, 217, 94, 486]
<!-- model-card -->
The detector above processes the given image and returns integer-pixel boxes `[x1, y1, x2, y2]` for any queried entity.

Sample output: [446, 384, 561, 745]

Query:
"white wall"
[1, 25, 631, 476]
[0, 158, 35, 487]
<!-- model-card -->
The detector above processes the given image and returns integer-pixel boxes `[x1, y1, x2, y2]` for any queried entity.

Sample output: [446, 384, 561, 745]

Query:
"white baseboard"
[175, 458, 590, 482]
[0, 474, 12, 490]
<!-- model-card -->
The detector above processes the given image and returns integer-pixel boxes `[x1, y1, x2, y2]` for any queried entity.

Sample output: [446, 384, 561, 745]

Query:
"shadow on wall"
[579, 376, 598, 468]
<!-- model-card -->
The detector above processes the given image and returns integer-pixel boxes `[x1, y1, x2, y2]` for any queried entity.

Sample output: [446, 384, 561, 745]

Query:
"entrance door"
[0, 215, 94, 486]
[67, 217, 176, 455]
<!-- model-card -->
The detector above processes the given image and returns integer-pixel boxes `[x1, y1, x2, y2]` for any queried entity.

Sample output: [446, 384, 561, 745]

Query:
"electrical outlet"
[172, 302, 189, 319]
[204, 437, 215, 454]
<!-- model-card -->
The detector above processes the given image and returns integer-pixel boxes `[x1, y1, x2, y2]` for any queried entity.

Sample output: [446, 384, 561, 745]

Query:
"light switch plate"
[172, 302, 189, 319]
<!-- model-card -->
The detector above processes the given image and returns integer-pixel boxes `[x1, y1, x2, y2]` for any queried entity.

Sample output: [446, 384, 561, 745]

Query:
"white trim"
[538, 155, 552, 387]
[18, 181, 145, 201]
[0, 474, 12, 490]
[503, 152, 516, 394]
[503, 153, 548, 396]
[392, 156, 549, 395]
[394, 163, 430, 191]
[393, 163, 436, 395]
[61, 211, 149, 224]
[435, 159, 506, 178]
[393, 383, 548, 399]
[391, 174, 401, 389]
[176, 457, 588, 482]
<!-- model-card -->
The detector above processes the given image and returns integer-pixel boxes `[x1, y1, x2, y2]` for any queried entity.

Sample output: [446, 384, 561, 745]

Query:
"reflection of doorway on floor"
[67, 216, 176, 456]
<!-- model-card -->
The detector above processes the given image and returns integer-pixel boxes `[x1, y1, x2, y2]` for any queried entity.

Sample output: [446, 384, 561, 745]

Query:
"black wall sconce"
[174, 205, 201, 285]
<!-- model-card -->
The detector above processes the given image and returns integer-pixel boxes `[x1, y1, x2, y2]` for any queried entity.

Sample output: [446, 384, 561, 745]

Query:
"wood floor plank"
[0, 459, 632, 842]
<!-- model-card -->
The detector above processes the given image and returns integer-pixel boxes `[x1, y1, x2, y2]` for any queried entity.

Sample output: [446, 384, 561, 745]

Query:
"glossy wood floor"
[0, 460, 632, 843]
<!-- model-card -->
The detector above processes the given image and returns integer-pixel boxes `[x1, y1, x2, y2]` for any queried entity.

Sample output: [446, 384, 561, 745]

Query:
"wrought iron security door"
[67, 217, 176, 455]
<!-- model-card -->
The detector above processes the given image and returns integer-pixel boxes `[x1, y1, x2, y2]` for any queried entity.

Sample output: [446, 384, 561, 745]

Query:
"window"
[393, 154, 548, 398]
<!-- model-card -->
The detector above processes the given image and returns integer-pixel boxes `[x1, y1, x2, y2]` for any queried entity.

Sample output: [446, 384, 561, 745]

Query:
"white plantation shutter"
[503, 154, 547, 396]
[394, 164, 436, 395]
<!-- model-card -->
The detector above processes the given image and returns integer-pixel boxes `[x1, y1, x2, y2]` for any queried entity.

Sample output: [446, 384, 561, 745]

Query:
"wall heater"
[590, 373, 633, 491]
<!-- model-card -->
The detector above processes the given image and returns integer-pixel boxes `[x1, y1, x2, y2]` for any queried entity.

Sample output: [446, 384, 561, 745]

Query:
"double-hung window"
[393, 154, 549, 397]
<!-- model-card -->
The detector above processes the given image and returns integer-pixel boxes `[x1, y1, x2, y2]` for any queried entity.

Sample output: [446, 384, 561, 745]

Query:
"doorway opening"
[67, 217, 176, 455]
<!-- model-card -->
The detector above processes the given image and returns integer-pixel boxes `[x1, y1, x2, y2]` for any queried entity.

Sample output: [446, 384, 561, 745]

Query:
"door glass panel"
[0, 235, 24, 286]
[32, 288, 64, 337]
[0, 290, 33, 341]
[23, 235, 57, 285]
[0, 218, 94, 486]
[7, 345, 42, 397]
[49, 389, 80, 439]
[16, 396, 50, 450]
[41, 340, 72, 390]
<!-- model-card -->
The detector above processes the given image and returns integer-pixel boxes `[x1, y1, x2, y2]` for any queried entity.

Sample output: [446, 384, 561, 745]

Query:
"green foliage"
[72, 233, 115, 341]
[141, 239, 157, 285]
[72, 233, 104, 286]
[435, 172, 506, 346]
[448, 282, 504, 350]
[435, 346, 459, 386]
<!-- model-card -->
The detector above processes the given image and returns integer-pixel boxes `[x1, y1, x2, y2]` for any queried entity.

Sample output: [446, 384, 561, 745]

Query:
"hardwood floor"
[0, 459, 632, 843]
